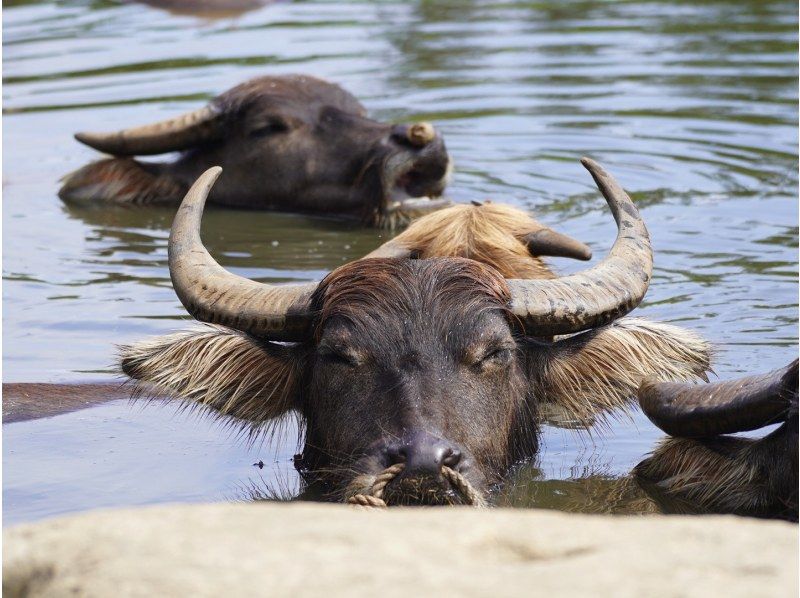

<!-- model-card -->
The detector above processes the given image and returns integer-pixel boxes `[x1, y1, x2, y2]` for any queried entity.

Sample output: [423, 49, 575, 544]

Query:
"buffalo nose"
[387, 432, 462, 476]
[391, 122, 437, 148]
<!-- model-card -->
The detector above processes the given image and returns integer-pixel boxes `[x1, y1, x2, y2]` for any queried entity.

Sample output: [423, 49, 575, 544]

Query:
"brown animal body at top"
[59, 75, 451, 228]
[635, 360, 798, 521]
[130, 0, 270, 18]
[120, 158, 712, 506]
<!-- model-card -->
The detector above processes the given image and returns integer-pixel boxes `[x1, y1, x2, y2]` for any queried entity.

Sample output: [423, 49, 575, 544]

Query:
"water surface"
[3, 0, 797, 523]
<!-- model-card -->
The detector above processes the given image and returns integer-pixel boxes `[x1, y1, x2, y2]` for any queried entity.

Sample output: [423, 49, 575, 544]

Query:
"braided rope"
[347, 463, 486, 508]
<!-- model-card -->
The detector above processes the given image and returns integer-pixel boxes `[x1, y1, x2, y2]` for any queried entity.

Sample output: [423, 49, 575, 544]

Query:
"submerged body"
[60, 75, 451, 228]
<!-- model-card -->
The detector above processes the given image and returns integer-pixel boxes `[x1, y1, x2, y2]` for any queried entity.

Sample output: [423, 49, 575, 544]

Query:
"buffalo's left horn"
[168, 167, 318, 342]
[639, 359, 798, 438]
[523, 228, 592, 261]
[507, 158, 652, 336]
[75, 105, 224, 156]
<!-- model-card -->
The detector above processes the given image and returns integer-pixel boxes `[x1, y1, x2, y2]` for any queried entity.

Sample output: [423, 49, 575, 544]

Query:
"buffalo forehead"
[218, 75, 366, 118]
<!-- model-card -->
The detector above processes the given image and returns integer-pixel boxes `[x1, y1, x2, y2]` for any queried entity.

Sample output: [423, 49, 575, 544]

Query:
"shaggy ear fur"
[527, 318, 712, 428]
[59, 158, 184, 205]
[634, 427, 797, 520]
[119, 325, 302, 428]
[389, 202, 564, 279]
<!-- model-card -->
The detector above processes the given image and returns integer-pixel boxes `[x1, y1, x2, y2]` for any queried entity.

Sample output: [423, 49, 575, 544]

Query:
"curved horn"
[639, 359, 798, 438]
[169, 167, 317, 342]
[507, 158, 652, 336]
[523, 228, 592, 261]
[75, 105, 223, 156]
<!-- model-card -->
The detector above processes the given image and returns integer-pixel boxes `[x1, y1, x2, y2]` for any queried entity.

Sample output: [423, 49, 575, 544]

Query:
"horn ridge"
[507, 157, 652, 336]
[168, 166, 317, 342]
[75, 105, 223, 156]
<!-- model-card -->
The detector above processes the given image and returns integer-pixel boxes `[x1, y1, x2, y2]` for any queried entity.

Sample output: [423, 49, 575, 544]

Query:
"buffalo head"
[635, 359, 798, 520]
[122, 158, 711, 505]
[60, 75, 451, 228]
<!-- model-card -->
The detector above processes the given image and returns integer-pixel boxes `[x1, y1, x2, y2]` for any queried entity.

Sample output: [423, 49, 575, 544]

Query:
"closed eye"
[471, 345, 514, 369]
[249, 118, 289, 137]
[318, 345, 362, 367]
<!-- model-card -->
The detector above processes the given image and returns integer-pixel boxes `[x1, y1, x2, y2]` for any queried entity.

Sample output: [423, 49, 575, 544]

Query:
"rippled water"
[3, 0, 798, 523]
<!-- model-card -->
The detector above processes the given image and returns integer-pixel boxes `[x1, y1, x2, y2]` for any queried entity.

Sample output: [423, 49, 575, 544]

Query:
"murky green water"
[3, 0, 798, 524]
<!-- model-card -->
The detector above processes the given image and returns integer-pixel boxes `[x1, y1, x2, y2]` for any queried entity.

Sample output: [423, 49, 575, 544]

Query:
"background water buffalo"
[635, 359, 798, 521]
[59, 74, 451, 228]
[120, 159, 712, 506]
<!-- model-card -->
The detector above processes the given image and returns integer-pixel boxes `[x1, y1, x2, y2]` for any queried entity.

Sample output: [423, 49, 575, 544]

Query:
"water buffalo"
[60, 75, 451, 228]
[635, 360, 798, 521]
[121, 158, 712, 506]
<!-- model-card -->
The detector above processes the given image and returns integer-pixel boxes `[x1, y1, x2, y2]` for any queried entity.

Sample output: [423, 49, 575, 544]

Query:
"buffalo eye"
[471, 346, 514, 371]
[249, 118, 289, 137]
[317, 344, 361, 368]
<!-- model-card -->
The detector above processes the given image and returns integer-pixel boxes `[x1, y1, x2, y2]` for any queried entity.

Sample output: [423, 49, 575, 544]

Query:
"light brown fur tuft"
[59, 158, 184, 205]
[530, 318, 713, 428]
[119, 325, 300, 435]
[635, 437, 763, 513]
[390, 202, 560, 279]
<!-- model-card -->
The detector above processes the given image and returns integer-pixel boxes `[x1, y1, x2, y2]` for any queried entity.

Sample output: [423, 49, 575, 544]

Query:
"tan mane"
[391, 202, 559, 279]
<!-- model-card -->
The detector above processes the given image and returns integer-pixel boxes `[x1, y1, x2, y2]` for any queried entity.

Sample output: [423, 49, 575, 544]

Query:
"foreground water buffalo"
[60, 75, 451, 228]
[635, 360, 798, 521]
[121, 158, 711, 506]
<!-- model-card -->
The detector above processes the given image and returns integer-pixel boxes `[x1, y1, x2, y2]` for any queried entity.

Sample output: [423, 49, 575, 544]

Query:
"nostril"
[386, 444, 406, 466]
[442, 448, 462, 468]
[390, 124, 409, 144]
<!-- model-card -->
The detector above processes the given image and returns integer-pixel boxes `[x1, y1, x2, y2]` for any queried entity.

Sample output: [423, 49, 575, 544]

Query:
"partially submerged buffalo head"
[60, 75, 451, 228]
[121, 158, 711, 506]
[635, 360, 798, 520]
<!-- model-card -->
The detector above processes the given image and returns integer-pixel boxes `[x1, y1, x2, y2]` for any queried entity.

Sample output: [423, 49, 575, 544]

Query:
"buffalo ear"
[526, 317, 712, 428]
[120, 325, 302, 425]
[59, 158, 184, 206]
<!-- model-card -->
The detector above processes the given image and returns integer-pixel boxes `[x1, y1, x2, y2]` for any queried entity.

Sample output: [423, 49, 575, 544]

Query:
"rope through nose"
[347, 463, 486, 508]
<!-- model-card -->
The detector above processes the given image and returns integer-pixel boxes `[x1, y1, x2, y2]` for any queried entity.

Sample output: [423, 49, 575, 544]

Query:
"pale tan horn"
[168, 167, 317, 342]
[75, 105, 223, 156]
[507, 158, 653, 336]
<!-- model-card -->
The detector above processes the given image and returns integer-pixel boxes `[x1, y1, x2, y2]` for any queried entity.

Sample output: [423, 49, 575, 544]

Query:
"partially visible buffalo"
[60, 75, 451, 228]
[366, 200, 593, 279]
[121, 158, 712, 506]
[635, 360, 798, 521]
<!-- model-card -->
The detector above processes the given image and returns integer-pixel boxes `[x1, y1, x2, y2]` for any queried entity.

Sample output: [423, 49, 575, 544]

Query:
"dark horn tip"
[74, 132, 94, 145]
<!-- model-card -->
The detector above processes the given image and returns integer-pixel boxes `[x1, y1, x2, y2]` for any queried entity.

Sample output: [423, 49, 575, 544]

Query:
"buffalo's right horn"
[168, 167, 317, 342]
[638, 359, 798, 438]
[522, 228, 592, 261]
[506, 158, 652, 336]
[75, 105, 223, 156]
